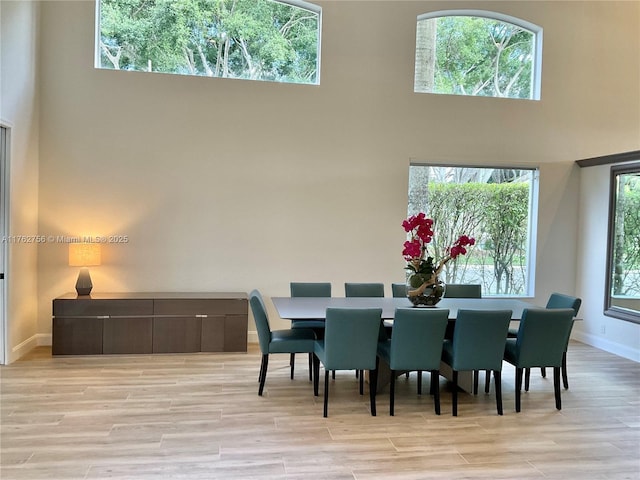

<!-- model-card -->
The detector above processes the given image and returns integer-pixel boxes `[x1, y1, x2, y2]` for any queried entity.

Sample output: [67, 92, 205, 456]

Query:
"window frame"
[408, 163, 539, 298]
[605, 161, 640, 324]
[415, 10, 543, 100]
[94, 0, 323, 85]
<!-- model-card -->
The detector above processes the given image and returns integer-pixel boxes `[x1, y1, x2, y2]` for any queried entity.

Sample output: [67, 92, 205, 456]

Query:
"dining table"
[271, 296, 540, 393]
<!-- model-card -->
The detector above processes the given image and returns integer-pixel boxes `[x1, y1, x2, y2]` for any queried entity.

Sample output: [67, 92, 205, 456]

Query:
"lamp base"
[75, 267, 93, 296]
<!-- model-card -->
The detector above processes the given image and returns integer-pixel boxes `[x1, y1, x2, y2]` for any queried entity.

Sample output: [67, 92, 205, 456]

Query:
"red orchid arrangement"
[402, 212, 475, 295]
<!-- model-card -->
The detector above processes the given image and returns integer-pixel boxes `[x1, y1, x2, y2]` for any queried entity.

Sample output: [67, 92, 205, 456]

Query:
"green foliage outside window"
[408, 166, 533, 295]
[613, 174, 640, 297]
[98, 0, 321, 84]
[415, 14, 536, 99]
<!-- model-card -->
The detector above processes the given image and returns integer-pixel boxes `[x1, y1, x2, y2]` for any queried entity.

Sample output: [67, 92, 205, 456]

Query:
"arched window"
[96, 0, 322, 85]
[414, 11, 542, 100]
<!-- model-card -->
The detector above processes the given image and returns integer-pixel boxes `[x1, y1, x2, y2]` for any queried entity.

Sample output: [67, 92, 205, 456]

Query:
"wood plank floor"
[1, 341, 639, 479]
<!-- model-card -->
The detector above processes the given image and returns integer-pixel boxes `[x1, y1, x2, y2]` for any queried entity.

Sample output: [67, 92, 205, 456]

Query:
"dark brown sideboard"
[52, 292, 248, 355]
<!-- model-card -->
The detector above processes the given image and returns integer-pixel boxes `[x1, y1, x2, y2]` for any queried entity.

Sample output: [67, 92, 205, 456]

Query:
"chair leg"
[430, 371, 436, 396]
[473, 370, 479, 395]
[405, 372, 410, 379]
[525, 367, 531, 391]
[417, 370, 422, 395]
[323, 370, 330, 417]
[290, 353, 295, 380]
[494, 370, 503, 415]
[359, 370, 364, 395]
[485, 370, 491, 394]
[332, 370, 336, 379]
[562, 351, 569, 389]
[515, 367, 523, 412]
[554, 366, 562, 410]
[432, 369, 441, 415]
[390, 369, 396, 416]
[258, 354, 269, 396]
[369, 366, 378, 417]
[308, 353, 313, 382]
[452, 370, 458, 416]
[313, 354, 320, 396]
[541, 366, 546, 378]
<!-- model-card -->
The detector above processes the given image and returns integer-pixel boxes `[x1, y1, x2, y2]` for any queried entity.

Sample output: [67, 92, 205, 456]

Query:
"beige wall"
[575, 164, 640, 361]
[0, 1, 41, 362]
[0, 1, 636, 361]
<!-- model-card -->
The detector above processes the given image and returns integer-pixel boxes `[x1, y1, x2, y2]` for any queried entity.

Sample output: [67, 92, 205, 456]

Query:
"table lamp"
[68, 243, 101, 296]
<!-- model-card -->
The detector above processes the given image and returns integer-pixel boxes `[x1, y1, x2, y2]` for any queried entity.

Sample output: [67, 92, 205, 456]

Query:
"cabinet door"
[52, 317, 103, 355]
[200, 316, 225, 352]
[201, 314, 248, 352]
[103, 317, 153, 354]
[224, 314, 248, 352]
[153, 316, 202, 353]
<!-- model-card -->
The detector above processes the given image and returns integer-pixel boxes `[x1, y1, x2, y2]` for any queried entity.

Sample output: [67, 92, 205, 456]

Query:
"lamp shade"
[68, 243, 101, 267]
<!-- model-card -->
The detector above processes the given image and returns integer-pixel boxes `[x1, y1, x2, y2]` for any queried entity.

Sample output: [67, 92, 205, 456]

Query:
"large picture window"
[605, 162, 640, 323]
[408, 165, 538, 296]
[414, 11, 542, 100]
[96, 0, 322, 85]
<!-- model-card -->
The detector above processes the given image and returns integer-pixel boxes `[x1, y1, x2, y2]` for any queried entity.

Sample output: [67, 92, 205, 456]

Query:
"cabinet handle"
[97, 315, 110, 319]
[195, 314, 208, 318]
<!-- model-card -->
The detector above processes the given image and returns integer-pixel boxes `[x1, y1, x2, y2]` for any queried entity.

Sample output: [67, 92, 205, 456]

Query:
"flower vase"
[406, 274, 445, 307]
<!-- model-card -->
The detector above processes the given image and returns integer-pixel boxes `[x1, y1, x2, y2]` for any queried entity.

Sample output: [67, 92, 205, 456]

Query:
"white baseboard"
[9, 333, 50, 363]
[247, 330, 258, 344]
[572, 331, 640, 363]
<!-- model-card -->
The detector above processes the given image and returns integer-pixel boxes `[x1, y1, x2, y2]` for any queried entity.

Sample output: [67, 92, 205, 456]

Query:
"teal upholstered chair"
[509, 293, 581, 390]
[377, 308, 449, 415]
[443, 283, 486, 391]
[289, 282, 331, 381]
[441, 309, 512, 416]
[345, 283, 385, 297]
[503, 308, 576, 412]
[444, 284, 482, 299]
[312, 308, 382, 417]
[391, 283, 408, 298]
[343, 283, 384, 379]
[249, 290, 316, 396]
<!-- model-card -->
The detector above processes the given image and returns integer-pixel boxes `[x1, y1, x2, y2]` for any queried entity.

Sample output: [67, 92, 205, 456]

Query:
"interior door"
[0, 126, 8, 364]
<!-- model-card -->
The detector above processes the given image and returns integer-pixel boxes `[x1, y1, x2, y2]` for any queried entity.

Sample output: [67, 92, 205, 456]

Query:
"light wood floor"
[1, 341, 639, 480]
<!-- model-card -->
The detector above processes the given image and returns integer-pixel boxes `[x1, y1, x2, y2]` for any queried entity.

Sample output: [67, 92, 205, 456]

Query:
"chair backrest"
[512, 308, 576, 367]
[387, 308, 449, 371]
[391, 283, 408, 298]
[444, 284, 482, 298]
[546, 293, 581, 317]
[450, 309, 512, 371]
[323, 308, 382, 370]
[249, 289, 272, 354]
[290, 282, 332, 297]
[345, 283, 385, 297]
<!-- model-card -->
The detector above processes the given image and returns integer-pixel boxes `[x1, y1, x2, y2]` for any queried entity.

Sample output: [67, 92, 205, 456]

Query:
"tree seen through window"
[415, 12, 540, 100]
[97, 0, 321, 85]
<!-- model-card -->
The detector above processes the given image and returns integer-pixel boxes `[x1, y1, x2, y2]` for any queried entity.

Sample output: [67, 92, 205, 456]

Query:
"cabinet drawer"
[153, 298, 247, 316]
[53, 299, 153, 317]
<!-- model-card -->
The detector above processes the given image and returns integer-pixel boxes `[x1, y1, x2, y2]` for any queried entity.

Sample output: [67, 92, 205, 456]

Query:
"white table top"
[271, 297, 539, 321]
